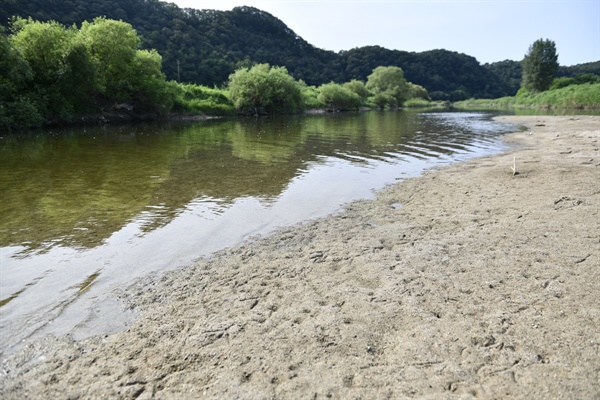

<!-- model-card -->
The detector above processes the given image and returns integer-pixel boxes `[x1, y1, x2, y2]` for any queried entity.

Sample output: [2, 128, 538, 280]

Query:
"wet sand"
[1, 115, 599, 399]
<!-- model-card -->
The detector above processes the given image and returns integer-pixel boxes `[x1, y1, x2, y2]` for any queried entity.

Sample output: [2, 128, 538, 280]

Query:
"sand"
[1, 115, 599, 399]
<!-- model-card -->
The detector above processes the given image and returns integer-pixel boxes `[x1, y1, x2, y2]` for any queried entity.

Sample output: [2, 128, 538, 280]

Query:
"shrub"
[299, 80, 323, 108]
[317, 82, 362, 111]
[228, 63, 304, 115]
[407, 83, 431, 101]
[173, 83, 235, 115]
[343, 79, 371, 101]
[371, 92, 397, 109]
[404, 98, 432, 107]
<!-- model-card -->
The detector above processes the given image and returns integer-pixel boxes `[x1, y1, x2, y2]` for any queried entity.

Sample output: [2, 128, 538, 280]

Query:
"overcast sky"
[168, 0, 599, 66]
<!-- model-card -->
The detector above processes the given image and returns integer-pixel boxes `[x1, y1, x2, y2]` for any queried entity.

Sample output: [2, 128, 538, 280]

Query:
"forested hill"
[1, 0, 595, 100]
[2, 0, 339, 86]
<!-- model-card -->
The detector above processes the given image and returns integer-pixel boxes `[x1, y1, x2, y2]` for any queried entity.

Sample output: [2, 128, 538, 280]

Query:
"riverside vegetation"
[455, 39, 600, 111]
[2, 10, 599, 130]
[0, 0, 535, 100]
[0, 17, 433, 131]
[4, 0, 598, 102]
[454, 81, 600, 111]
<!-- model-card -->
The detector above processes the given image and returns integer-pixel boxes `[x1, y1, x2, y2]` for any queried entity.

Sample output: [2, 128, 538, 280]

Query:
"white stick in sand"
[511, 156, 517, 175]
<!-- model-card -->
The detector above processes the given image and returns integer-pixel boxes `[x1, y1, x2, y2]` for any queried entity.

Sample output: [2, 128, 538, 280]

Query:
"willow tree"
[79, 17, 172, 113]
[317, 82, 361, 111]
[79, 17, 141, 100]
[228, 64, 304, 115]
[521, 39, 559, 93]
[9, 18, 97, 118]
[366, 66, 409, 108]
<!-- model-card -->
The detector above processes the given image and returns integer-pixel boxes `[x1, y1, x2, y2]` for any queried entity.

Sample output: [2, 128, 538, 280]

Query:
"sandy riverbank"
[1, 116, 599, 399]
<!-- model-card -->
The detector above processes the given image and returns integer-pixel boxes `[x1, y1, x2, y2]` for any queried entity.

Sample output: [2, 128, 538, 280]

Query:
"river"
[0, 110, 518, 355]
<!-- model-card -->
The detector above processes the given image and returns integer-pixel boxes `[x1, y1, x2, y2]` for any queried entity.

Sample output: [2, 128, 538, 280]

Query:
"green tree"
[79, 17, 141, 101]
[0, 25, 43, 129]
[1, 1, 518, 99]
[228, 63, 304, 114]
[9, 18, 96, 117]
[298, 80, 322, 108]
[366, 66, 409, 108]
[78, 17, 176, 114]
[407, 82, 430, 100]
[2, 16, 179, 128]
[343, 79, 371, 101]
[521, 39, 559, 93]
[9, 18, 74, 87]
[485, 60, 522, 95]
[317, 82, 361, 111]
[371, 92, 397, 109]
[129, 49, 172, 114]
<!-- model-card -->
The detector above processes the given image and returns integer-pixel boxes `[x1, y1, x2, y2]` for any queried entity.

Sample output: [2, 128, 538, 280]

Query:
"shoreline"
[1, 116, 599, 399]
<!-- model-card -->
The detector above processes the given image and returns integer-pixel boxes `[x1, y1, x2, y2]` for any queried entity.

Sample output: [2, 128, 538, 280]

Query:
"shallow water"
[0, 110, 518, 355]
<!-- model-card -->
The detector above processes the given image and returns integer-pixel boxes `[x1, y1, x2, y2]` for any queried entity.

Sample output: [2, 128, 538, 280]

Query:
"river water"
[0, 110, 518, 355]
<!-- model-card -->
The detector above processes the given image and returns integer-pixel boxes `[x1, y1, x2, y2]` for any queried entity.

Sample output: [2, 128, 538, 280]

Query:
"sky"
[168, 0, 599, 66]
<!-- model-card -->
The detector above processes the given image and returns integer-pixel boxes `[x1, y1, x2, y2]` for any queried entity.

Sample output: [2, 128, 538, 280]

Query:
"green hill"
[2, 0, 598, 100]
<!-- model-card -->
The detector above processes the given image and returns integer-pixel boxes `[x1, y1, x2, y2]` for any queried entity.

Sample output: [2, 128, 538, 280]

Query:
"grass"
[454, 83, 600, 110]
[403, 99, 448, 108]
[173, 84, 236, 116]
[516, 83, 600, 109]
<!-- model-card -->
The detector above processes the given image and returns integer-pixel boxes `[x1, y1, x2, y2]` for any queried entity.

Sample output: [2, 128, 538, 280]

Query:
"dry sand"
[1, 115, 599, 399]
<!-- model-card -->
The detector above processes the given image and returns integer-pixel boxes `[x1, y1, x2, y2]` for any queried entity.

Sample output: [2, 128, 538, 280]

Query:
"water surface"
[0, 110, 517, 355]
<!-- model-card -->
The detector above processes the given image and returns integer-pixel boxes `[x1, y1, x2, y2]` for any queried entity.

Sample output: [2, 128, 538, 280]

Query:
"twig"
[511, 156, 517, 175]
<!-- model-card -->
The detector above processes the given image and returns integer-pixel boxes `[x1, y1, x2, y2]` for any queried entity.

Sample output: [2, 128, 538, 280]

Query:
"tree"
[129, 49, 173, 114]
[298, 80, 322, 108]
[317, 82, 361, 111]
[343, 79, 371, 100]
[2, 16, 178, 128]
[371, 92, 397, 109]
[59, 40, 98, 113]
[9, 18, 96, 117]
[0, 25, 43, 129]
[407, 82, 430, 100]
[521, 39, 559, 93]
[366, 66, 409, 108]
[228, 63, 304, 114]
[77, 17, 176, 113]
[2, 0, 517, 99]
[485, 60, 522, 95]
[79, 17, 141, 101]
